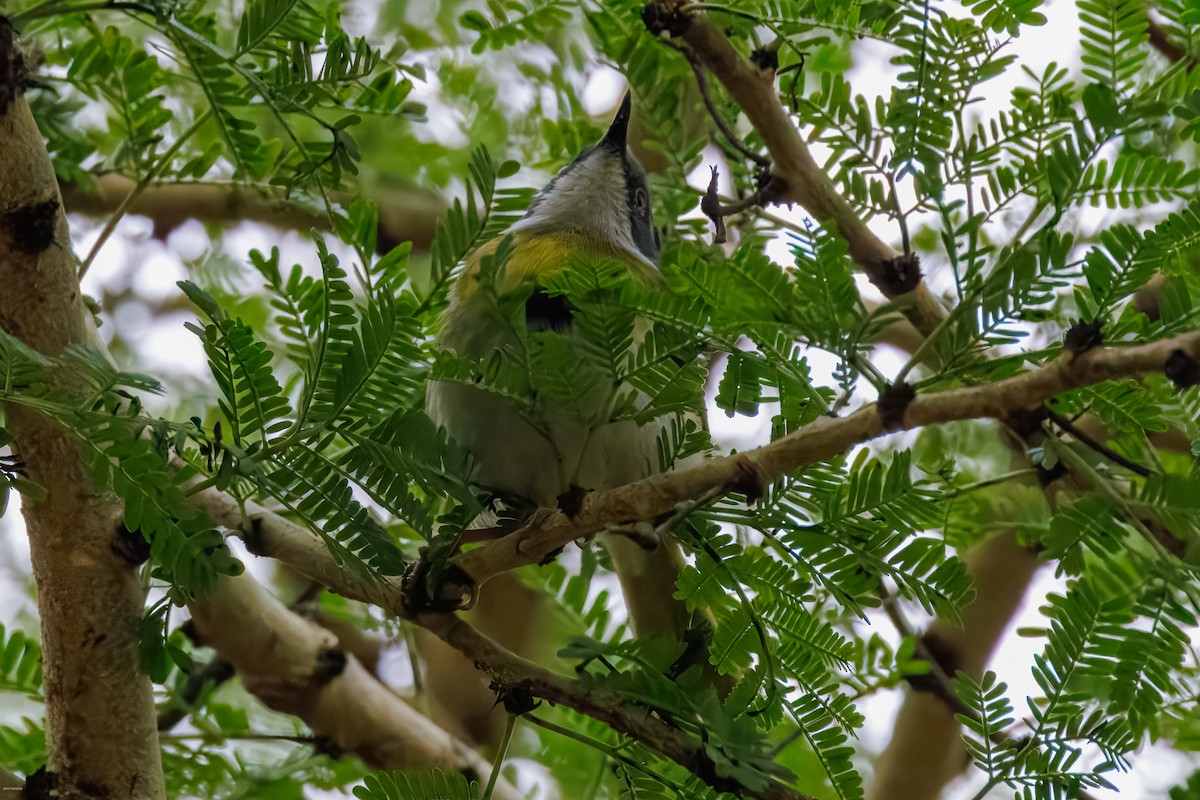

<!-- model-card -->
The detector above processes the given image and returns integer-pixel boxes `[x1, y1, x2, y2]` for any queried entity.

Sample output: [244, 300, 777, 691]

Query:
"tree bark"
[0, 25, 166, 799]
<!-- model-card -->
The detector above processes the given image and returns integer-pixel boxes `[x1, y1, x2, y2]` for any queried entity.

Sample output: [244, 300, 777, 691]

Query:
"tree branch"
[182, 488, 819, 800]
[185, 330, 1200, 800]
[452, 333, 1200, 590]
[185, 573, 523, 798]
[0, 18, 166, 798]
[58, 174, 444, 253]
[1146, 16, 1194, 68]
[645, 2, 947, 336]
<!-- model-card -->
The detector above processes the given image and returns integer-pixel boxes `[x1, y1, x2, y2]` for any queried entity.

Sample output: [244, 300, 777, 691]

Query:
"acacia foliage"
[1, 0, 1200, 798]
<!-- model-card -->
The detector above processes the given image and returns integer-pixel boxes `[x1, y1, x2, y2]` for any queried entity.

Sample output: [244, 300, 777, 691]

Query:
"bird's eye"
[634, 187, 648, 215]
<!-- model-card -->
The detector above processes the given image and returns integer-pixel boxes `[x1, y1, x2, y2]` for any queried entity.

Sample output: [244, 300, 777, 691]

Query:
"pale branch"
[58, 173, 444, 253]
[1146, 15, 1194, 68]
[870, 532, 1044, 800]
[185, 573, 523, 798]
[453, 332, 1200, 589]
[0, 19, 166, 798]
[185, 331, 1200, 800]
[416, 613, 817, 800]
[644, 1, 947, 337]
[187, 489, 817, 800]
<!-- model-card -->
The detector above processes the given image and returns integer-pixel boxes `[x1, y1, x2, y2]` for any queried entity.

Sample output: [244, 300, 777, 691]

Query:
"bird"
[426, 90, 696, 645]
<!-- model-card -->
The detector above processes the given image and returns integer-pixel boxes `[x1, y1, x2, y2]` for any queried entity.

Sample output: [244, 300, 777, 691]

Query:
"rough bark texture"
[0, 64, 166, 800]
[187, 574, 524, 799]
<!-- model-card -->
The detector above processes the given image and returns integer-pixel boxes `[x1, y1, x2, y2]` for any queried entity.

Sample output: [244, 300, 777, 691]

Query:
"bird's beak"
[599, 90, 632, 151]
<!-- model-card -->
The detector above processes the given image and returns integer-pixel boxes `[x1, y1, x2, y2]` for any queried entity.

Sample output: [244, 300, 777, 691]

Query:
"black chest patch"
[525, 288, 574, 332]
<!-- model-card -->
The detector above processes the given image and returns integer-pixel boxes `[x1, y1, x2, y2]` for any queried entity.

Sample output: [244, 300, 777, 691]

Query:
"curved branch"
[453, 333, 1200, 588]
[648, 2, 948, 336]
[186, 574, 522, 798]
[184, 490, 818, 800]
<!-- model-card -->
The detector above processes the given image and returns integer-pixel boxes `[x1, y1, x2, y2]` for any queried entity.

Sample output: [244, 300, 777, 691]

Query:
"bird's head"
[510, 91, 660, 269]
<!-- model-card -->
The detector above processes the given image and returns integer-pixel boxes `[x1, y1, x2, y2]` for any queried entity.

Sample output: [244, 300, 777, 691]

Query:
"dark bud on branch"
[877, 381, 917, 431]
[312, 647, 347, 684]
[3, 198, 59, 255]
[642, 3, 691, 38]
[1165, 348, 1200, 389]
[875, 253, 923, 296]
[1063, 319, 1104, 357]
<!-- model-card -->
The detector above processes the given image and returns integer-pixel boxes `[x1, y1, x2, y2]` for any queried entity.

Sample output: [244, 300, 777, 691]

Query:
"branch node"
[312, 647, 347, 684]
[906, 629, 962, 695]
[403, 549, 477, 613]
[242, 515, 268, 556]
[556, 484, 588, 519]
[1004, 406, 1048, 441]
[873, 253, 923, 296]
[877, 381, 916, 431]
[491, 682, 540, 715]
[22, 766, 57, 800]
[700, 167, 786, 244]
[1063, 319, 1104, 358]
[1165, 348, 1200, 389]
[3, 198, 59, 254]
[111, 523, 151, 566]
[749, 46, 779, 75]
[723, 457, 766, 503]
[642, 3, 692, 38]
[1036, 460, 1068, 487]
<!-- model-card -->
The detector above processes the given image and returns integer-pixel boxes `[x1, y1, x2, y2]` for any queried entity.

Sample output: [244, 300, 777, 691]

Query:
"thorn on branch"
[877, 381, 916, 432]
[3, 198, 59, 254]
[641, 3, 692, 38]
[1165, 348, 1200, 389]
[701, 166, 787, 244]
[873, 252, 923, 296]
[1063, 319, 1104, 358]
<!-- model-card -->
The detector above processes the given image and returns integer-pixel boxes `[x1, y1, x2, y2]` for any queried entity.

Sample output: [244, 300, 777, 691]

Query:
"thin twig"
[1044, 407, 1154, 477]
[683, 46, 771, 168]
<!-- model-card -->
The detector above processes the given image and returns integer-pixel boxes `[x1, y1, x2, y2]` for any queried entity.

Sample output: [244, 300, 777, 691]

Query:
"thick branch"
[186, 574, 522, 798]
[1147, 16, 1194, 67]
[186, 332, 1198, 800]
[649, 3, 947, 335]
[0, 22, 165, 798]
[418, 614, 815, 800]
[188, 490, 813, 800]
[869, 532, 1042, 800]
[454, 333, 1200, 588]
[59, 174, 444, 253]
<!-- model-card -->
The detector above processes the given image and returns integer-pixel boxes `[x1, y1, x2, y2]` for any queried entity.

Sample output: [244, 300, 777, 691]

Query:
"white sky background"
[2, 0, 1199, 797]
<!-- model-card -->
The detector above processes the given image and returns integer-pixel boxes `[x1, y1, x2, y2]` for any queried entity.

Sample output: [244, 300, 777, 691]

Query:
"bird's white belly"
[427, 379, 659, 508]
